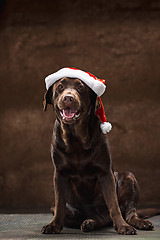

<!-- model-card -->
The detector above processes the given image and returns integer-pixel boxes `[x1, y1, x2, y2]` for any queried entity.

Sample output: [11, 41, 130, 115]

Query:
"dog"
[42, 74, 155, 235]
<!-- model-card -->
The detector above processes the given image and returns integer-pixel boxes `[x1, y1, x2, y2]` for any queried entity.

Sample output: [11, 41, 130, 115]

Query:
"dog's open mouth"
[60, 107, 80, 122]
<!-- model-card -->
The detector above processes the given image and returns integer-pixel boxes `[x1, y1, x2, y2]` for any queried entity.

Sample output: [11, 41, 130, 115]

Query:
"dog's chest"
[60, 150, 94, 176]
[59, 151, 104, 181]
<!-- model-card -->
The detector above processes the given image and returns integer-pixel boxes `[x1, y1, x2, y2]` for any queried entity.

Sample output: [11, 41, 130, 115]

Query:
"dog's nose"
[63, 94, 74, 104]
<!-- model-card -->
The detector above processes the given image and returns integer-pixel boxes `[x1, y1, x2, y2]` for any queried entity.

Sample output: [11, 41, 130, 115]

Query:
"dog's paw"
[41, 224, 62, 234]
[81, 219, 95, 232]
[129, 218, 154, 230]
[116, 225, 137, 235]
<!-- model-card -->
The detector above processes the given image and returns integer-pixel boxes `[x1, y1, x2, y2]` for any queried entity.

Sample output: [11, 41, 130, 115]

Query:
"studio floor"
[0, 214, 160, 240]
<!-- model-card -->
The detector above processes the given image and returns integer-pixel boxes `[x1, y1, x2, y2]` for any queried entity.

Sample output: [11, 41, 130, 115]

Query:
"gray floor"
[0, 214, 160, 240]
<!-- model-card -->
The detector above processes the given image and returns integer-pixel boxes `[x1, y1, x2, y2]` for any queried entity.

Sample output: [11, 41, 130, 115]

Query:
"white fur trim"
[45, 68, 106, 97]
[100, 122, 112, 134]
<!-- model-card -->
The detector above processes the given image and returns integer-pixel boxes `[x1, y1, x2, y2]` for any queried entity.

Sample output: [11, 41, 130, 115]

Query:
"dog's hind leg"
[64, 202, 111, 231]
[81, 205, 112, 232]
[64, 202, 111, 232]
[81, 217, 111, 232]
[64, 203, 86, 229]
[116, 171, 154, 231]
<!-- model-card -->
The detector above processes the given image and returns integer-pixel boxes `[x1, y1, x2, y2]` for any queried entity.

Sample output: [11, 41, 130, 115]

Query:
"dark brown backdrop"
[0, 0, 160, 212]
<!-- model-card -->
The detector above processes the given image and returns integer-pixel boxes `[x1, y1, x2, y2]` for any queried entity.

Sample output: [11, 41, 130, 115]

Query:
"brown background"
[0, 0, 160, 212]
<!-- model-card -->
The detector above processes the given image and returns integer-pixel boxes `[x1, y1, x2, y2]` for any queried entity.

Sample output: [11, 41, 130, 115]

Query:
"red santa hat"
[45, 67, 112, 133]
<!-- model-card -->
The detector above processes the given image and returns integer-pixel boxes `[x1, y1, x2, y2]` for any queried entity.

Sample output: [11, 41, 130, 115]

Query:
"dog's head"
[43, 77, 98, 124]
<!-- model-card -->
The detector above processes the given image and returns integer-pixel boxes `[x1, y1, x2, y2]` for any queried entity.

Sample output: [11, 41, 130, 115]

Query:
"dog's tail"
[137, 208, 160, 219]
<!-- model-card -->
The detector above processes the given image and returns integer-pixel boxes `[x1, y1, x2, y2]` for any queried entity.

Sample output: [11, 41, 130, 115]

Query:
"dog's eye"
[58, 84, 64, 91]
[78, 83, 84, 90]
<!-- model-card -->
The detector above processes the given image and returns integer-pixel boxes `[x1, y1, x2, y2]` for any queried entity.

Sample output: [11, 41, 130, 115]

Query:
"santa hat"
[45, 67, 112, 133]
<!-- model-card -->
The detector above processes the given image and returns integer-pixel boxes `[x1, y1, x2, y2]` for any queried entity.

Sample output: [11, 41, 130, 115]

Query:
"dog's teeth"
[60, 109, 80, 120]
[75, 113, 80, 118]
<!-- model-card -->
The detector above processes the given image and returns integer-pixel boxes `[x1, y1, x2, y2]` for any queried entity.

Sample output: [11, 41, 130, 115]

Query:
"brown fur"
[42, 77, 155, 235]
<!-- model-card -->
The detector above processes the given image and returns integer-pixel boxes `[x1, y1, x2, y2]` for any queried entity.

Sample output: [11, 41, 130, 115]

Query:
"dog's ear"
[95, 97, 101, 112]
[43, 87, 53, 111]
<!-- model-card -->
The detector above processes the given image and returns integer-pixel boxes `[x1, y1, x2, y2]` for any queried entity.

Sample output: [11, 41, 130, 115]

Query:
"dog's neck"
[59, 114, 98, 152]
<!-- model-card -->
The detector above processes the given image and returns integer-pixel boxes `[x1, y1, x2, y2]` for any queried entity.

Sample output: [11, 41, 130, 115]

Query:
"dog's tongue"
[63, 108, 76, 118]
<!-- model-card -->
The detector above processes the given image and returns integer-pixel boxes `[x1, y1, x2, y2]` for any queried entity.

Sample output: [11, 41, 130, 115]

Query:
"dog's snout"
[58, 89, 80, 112]
[63, 94, 74, 104]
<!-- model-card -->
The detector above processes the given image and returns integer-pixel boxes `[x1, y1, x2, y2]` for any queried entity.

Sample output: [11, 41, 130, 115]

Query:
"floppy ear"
[95, 97, 101, 112]
[43, 87, 53, 111]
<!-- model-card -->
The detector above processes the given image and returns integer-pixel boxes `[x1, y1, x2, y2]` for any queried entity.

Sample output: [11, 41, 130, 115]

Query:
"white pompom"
[100, 122, 112, 134]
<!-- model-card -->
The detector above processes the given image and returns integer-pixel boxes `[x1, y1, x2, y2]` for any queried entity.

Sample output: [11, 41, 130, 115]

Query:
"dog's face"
[44, 77, 97, 124]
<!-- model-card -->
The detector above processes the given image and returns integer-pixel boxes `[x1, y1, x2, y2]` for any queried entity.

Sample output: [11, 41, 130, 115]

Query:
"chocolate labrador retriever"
[42, 76, 154, 235]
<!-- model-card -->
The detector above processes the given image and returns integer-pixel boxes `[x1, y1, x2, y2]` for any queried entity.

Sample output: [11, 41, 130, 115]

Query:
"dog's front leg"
[42, 171, 66, 234]
[98, 170, 136, 235]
